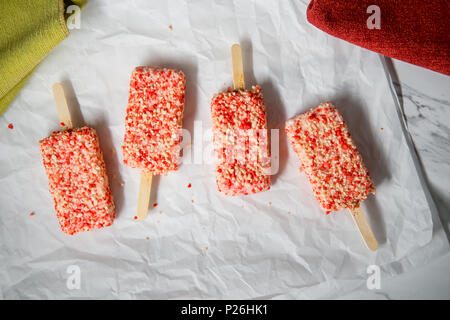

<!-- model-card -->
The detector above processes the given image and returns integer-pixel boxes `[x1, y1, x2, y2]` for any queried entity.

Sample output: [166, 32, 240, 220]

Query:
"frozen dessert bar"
[285, 102, 375, 213]
[39, 126, 115, 235]
[122, 67, 186, 175]
[211, 86, 271, 195]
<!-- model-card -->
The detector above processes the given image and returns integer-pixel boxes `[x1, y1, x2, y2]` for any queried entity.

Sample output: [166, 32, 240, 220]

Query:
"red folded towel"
[306, 0, 450, 76]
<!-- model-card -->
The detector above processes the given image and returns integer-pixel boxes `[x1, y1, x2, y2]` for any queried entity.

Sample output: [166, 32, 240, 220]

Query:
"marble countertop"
[393, 60, 450, 234]
[353, 59, 450, 299]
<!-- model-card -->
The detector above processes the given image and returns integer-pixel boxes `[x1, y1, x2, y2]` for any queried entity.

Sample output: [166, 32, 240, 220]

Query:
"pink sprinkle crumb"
[187, 183, 192, 188]
[133, 216, 138, 220]
[153, 203, 158, 207]
[8, 123, 13, 130]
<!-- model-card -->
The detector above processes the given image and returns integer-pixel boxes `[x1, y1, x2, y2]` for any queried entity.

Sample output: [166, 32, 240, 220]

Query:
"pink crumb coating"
[211, 86, 271, 196]
[39, 127, 115, 235]
[122, 67, 186, 175]
[285, 102, 375, 213]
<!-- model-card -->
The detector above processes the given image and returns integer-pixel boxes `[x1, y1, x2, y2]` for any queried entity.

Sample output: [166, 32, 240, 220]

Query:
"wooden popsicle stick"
[137, 171, 153, 220]
[231, 44, 245, 90]
[52, 83, 73, 130]
[349, 207, 378, 251]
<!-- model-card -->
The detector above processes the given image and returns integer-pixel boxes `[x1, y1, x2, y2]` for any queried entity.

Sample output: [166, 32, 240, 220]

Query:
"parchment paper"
[0, 0, 448, 299]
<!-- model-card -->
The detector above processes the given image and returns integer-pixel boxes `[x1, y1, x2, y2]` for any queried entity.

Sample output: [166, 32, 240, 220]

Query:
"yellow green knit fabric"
[0, 0, 87, 116]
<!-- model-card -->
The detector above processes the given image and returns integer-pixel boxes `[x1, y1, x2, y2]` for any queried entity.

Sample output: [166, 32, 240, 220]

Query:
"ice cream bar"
[39, 126, 115, 235]
[285, 102, 375, 213]
[122, 67, 186, 175]
[211, 86, 271, 195]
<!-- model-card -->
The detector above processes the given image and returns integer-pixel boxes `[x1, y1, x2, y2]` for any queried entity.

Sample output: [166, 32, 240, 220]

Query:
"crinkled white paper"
[0, 0, 448, 299]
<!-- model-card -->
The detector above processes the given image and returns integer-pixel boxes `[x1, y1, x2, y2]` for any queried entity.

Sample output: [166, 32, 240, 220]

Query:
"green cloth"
[0, 0, 87, 116]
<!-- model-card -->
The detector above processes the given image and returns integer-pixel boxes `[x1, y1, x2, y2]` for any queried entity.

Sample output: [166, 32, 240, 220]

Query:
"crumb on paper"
[201, 247, 208, 255]
[168, 25, 173, 31]
[191, 199, 194, 203]
[29, 212, 35, 216]
[380, 127, 384, 131]
[145, 236, 149, 240]
[267, 202, 272, 206]
[133, 216, 137, 220]
[159, 210, 162, 214]
[7, 123, 13, 130]
[153, 203, 158, 207]
[187, 183, 192, 188]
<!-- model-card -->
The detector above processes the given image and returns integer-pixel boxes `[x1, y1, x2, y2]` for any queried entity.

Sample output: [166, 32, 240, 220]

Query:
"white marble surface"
[369, 59, 450, 299]
[393, 60, 450, 235]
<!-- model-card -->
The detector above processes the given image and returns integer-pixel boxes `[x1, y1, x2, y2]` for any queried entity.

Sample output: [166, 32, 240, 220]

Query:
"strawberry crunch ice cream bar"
[39, 127, 115, 235]
[211, 86, 271, 195]
[285, 102, 375, 213]
[122, 67, 186, 174]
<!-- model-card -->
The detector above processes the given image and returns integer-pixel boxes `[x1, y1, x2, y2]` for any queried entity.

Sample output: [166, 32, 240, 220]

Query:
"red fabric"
[306, 0, 450, 76]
